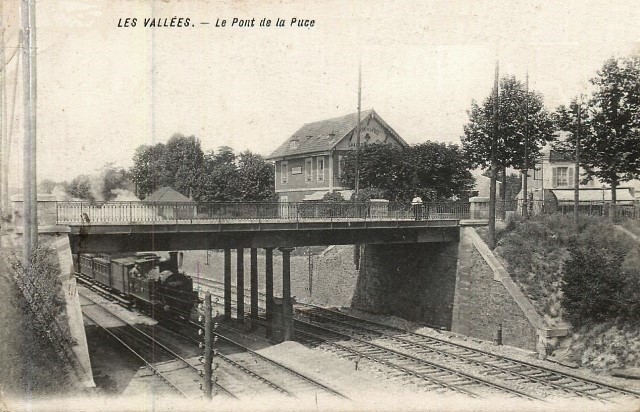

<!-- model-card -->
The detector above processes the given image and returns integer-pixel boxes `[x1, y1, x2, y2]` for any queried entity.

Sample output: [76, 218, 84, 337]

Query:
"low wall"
[53, 235, 95, 388]
[452, 227, 568, 354]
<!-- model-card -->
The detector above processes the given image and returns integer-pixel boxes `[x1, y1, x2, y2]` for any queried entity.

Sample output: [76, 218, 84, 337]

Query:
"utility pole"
[488, 61, 499, 249]
[202, 292, 213, 399]
[0, 0, 5, 220]
[574, 97, 581, 229]
[522, 72, 529, 219]
[21, 0, 37, 266]
[354, 60, 362, 198]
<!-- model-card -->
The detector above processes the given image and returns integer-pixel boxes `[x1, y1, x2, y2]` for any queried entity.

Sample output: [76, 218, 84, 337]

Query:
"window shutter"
[552, 167, 557, 187]
[568, 167, 574, 187]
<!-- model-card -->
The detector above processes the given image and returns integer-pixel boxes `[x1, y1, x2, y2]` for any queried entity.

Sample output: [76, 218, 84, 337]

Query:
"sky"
[2, 0, 640, 187]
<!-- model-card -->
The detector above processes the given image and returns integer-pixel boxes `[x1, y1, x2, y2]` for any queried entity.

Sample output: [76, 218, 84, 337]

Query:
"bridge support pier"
[236, 248, 244, 322]
[265, 248, 274, 339]
[250, 248, 258, 331]
[279, 247, 294, 341]
[223, 248, 231, 320]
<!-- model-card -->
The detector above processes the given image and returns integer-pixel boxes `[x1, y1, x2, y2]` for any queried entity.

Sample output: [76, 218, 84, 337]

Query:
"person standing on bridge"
[411, 194, 423, 220]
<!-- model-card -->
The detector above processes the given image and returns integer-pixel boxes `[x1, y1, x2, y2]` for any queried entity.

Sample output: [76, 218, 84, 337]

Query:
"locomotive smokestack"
[168, 251, 179, 272]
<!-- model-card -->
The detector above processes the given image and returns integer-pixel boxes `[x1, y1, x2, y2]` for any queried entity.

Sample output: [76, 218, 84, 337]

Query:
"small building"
[145, 186, 191, 202]
[144, 186, 195, 220]
[267, 109, 408, 203]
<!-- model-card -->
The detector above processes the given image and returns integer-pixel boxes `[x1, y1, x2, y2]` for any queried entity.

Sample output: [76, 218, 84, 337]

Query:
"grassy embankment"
[478, 215, 640, 371]
[1, 235, 77, 398]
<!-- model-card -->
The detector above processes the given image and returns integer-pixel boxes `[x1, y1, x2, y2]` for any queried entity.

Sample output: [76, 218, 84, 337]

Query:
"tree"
[161, 134, 204, 198]
[195, 147, 276, 202]
[404, 143, 474, 201]
[580, 56, 640, 207]
[130, 134, 205, 199]
[236, 151, 275, 201]
[340, 142, 473, 201]
[130, 143, 166, 199]
[196, 147, 240, 201]
[340, 143, 404, 199]
[462, 75, 556, 173]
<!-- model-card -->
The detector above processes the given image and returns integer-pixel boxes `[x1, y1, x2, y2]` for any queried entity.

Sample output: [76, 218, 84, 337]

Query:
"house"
[519, 141, 636, 214]
[266, 109, 408, 203]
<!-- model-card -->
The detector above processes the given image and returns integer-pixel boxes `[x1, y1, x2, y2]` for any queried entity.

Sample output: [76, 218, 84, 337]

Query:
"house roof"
[267, 109, 407, 160]
[145, 186, 191, 202]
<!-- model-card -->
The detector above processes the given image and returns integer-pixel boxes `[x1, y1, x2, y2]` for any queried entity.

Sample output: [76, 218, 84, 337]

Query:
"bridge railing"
[55, 201, 470, 224]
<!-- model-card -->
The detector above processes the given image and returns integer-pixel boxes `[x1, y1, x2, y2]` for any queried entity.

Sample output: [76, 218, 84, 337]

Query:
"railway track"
[201, 286, 538, 400]
[160, 316, 348, 400]
[296, 305, 640, 403]
[196, 276, 640, 403]
[79, 289, 236, 399]
[78, 281, 346, 401]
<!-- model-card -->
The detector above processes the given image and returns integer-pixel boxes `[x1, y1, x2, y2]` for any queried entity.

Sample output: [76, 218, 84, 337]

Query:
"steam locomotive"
[77, 251, 199, 316]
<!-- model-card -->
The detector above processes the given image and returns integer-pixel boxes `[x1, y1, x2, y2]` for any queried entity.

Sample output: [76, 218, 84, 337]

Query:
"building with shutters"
[519, 143, 636, 213]
[266, 109, 408, 203]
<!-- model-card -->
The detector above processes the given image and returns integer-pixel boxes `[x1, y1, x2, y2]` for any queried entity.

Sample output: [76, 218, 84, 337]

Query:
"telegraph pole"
[488, 61, 499, 249]
[522, 72, 529, 219]
[203, 293, 213, 400]
[0, 0, 5, 220]
[21, 0, 37, 265]
[574, 97, 581, 229]
[354, 60, 362, 197]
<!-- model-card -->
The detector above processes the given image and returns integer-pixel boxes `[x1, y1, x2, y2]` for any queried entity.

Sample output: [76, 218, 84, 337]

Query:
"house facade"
[520, 144, 636, 213]
[267, 109, 408, 203]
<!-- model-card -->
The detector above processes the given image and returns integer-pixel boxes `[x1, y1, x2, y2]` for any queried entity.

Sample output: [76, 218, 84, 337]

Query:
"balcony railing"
[55, 201, 471, 225]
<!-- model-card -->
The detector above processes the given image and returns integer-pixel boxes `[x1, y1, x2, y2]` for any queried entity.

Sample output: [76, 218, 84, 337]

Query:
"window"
[281, 161, 288, 184]
[289, 139, 299, 149]
[305, 158, 313, 182]
[553, 166, 573, 187]
[317, 157, 325, 182]
[338, 155, 344, 178]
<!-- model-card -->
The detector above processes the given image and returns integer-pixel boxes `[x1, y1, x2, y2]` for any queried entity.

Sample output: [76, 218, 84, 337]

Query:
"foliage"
[236, 151, 276, 201]
[340, 143, 404, 199]
[461, 75, 556, 171]
[11, 242, 75, 348]
[65, 174, 94, 201]
[162, 134, 205, 198]
[339, 142, 473, 201]
[485, 214, 640, 327]
[130, 143, 167, 199]
[195, 146, 276, 202]
[353, 187, 386, 202]
[561, 225, 640, 326]
[322, 190, 345, 202]
[556, 56, 640, 203]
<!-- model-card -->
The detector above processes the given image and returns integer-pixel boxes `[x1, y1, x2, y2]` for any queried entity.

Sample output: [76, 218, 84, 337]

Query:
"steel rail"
[297, 304, 640, 401]
[80, 289, 237, 399]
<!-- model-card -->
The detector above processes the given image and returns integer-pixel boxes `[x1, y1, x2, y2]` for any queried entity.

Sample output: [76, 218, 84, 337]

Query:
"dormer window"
[289, 139, 299, 149]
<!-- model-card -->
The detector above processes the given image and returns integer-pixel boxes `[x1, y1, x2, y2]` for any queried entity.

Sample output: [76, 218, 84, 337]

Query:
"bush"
[11, 242, 75, 348]
[561, 226, 640, 326]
